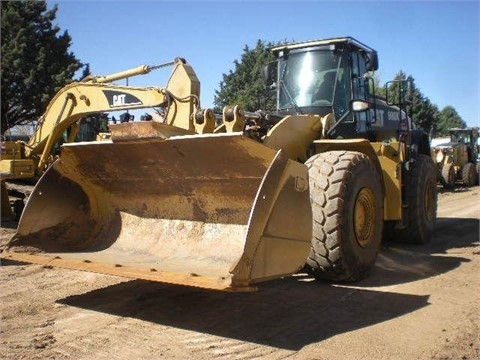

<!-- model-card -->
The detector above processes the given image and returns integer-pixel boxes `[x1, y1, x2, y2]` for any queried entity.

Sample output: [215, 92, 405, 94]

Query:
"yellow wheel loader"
[1, 38, 437, 291]
[432, 127, 479, 188]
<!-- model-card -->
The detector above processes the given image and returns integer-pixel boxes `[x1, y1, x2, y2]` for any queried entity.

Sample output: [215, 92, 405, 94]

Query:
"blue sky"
[49, 0, 479, 128]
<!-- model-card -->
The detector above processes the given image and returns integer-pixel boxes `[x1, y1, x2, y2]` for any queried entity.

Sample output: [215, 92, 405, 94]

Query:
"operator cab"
[448, 128, 480, 163]
[266, 37, 380, 139]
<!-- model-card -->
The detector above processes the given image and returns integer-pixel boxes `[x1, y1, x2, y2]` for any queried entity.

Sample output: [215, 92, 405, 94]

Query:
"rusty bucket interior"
[2, 133, 312, 291]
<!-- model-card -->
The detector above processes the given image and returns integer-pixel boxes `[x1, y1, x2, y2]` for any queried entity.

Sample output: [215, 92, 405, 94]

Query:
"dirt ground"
[0, 185, 479, 360]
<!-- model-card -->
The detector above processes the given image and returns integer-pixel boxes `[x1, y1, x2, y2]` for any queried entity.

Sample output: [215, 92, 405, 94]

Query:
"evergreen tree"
[384, 71, 439, 133]
[1, 1, 83, 134]
[434, 106, 467, 136]
[370, 73, 386, 99]
[213, 40, 277, 112]
[79, 63, 91, 81]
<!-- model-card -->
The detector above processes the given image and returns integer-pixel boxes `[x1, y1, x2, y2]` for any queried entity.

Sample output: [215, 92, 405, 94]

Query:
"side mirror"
[350, 100, 370, 112]
[366, 51, 379, 72]
[263, 61, 278, 88]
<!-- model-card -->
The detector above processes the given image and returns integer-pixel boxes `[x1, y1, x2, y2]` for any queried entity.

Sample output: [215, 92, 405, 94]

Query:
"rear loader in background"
[1, 37, 437, 291]
[432, 127, 479, 188]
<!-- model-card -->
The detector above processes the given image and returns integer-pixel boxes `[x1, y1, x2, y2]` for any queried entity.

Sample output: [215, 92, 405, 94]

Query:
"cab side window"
[351, 53, 368, 100]
[351, 53, 372, 132]
[332, 54, 351, 120]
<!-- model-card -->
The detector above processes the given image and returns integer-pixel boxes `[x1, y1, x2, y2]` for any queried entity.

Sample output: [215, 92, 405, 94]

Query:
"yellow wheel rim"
[354, 188, 376, 248]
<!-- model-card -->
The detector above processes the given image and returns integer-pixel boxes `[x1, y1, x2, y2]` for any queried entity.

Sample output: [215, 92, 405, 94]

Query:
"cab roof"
[270, 37, 376, 55]
[449, 127, 479, 133]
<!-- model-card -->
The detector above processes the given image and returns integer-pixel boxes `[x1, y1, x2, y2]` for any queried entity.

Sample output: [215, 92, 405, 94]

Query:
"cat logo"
[112, 94, 127, 106]
[103, 90, 143, 108]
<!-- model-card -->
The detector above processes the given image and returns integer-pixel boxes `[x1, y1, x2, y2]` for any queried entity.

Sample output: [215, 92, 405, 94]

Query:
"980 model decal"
[103, 90, 143, 108]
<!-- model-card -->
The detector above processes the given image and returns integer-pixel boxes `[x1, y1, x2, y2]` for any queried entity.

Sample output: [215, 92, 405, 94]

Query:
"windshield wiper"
[279, 62, 303, 115]
[279, 80, 303, 115]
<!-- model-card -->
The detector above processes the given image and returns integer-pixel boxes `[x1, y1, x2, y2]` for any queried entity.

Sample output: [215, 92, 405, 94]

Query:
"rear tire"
[391, 154, 437, 244]
[305, 151, 383, 281]
[461, 162, 476, 187]
[476, 163, 480, 185]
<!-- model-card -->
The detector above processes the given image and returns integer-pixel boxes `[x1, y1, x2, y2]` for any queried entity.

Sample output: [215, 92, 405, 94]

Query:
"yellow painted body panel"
[371, 142, 403, 220]
[0, 142, 24, 160]
[0, 159, 35, 179]
[263, 115, 322, 161]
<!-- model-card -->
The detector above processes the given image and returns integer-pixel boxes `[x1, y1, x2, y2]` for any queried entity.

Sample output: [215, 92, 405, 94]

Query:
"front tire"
[305, 151, 384, 281]
[461, 162, 476, 187]
[440, 163, 455, 189]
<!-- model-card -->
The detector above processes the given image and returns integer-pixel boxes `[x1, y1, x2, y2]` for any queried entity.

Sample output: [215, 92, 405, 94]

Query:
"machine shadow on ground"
[54, 214, 479, 350]
[58, 272, 429, 351]
[353, 217, 478, 288]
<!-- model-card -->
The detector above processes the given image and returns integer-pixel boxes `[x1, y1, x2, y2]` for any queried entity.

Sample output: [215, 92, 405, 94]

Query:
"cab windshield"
[450, 132, 471, 146]
[277, 49, 350, 112]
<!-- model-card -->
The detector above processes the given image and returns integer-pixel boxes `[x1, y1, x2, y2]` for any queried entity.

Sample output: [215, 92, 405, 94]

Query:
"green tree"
[213, 40, 277, 112]
[370, 72, 386, 99]
[434, 106, 467, 136]
[414, 96, 439, 134]
[384, 71, 439, 133]
[375, 71, 467, 135]
[79, 63, 91, 81]
[1, 0, 83, 134]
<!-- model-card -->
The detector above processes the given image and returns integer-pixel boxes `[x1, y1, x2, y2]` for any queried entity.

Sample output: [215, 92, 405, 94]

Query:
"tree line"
[1, 1, 467, 138]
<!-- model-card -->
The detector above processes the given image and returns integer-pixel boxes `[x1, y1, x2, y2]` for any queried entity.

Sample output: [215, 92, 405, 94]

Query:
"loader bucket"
[2, 133, 312, 291]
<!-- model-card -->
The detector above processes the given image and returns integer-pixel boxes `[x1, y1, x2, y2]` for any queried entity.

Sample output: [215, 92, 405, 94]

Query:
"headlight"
[436, 151, 444, 163]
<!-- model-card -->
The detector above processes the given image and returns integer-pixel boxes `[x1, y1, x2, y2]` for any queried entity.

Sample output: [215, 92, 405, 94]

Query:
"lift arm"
[24, 58, 200, 176]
